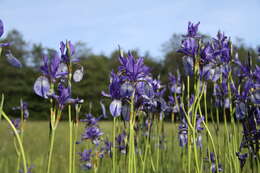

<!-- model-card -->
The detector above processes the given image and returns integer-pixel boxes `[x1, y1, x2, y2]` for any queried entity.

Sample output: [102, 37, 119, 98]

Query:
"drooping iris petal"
[109, 99, 122, 117]
[33, 76, 50, 99]
[0, 19, 3, 38]
[183, 56, 194, 76]
[120, 82, 134, 97]
[121, 104, 130, 121]
[235, 102, 247, 120]
[56, 62, 68, 77]
[73, 67, 84, 82]
[6, 52, 22, 68]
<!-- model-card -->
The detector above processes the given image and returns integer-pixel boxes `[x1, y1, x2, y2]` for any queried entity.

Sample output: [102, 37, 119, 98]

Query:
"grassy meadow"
[0, 121, 253, 173]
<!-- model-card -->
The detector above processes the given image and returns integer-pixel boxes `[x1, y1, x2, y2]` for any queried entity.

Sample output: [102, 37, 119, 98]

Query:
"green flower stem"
[112, 117, 117, 173]
[68, 64, 73, 173]
[14, 139, 21, 173]
[72, 105, 80, 173]
[1, 111, 27, 173]
[128, 90, 136, 173]
[47, 128, 56, 173]
[68, 104, 73, 173]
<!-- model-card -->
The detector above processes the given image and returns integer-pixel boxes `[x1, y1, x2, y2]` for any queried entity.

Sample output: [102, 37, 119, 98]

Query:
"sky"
[0, 0, 259, 60]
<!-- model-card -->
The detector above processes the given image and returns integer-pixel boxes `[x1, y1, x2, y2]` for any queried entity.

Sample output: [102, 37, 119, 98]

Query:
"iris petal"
[73, 67, 84, 82]
[33, 76, 50, 99]
[109, 99, 122, 117]
[6, 52, 22, 68]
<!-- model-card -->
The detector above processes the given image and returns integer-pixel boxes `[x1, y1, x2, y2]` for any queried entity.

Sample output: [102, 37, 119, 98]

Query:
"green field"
[0, 121, 253, 173]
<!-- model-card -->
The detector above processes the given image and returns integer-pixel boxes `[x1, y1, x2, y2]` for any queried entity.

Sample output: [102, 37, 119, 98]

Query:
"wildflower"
[60, 41, 75, 63]
[82, 126, 103, 145]
[79, 149, 92, 170]
[40, 54, 67, 83]
[51, 83, 83, 110]
[178, 39, 198, 57]
[12, 101, 29, 119]
[118, 52, 150, 82]
[0, 19, 10, 47]
[184, 21, 200, 38]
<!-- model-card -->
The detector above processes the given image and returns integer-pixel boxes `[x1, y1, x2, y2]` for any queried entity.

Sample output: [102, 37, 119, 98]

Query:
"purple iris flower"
[184, 21, 200, 38]
[178, 38, 198, 57]
[102, 71, 122, 99]
[82, 126, 103, 145]
[79, 149, 92, 170]
[60, 41, 75, 63]
[40, 54, 68, 83]
[12, 101, 29, 120]
[0, 19, 10, 47]
[79, 149, 92, 162]
[200, 43, 215, 64]
[51, 84, 83, 110]
[6, 52, 22, 68]
[118, 52, 150, 82]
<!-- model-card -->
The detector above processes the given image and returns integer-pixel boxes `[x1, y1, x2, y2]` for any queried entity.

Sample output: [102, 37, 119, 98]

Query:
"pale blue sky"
[1, 0, 259, 59]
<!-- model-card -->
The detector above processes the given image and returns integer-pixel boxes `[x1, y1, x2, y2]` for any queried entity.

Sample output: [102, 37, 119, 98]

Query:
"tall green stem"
[47, 129, 56, 173]
[1, 111, 27, 173]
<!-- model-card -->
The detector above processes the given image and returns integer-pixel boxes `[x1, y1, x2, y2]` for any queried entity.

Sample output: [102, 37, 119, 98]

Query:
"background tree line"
[0, 29, 258, 120]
